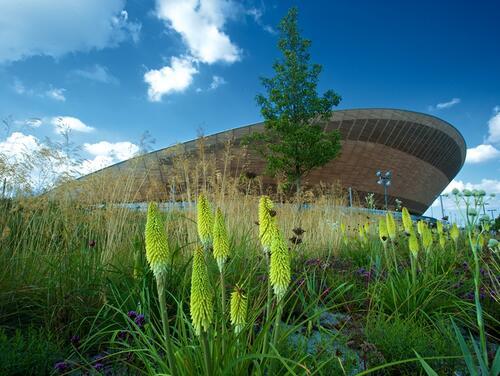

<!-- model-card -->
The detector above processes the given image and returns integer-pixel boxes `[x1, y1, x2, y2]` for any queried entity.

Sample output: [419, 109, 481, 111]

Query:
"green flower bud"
[422, 225, 433, 252]
[385, 212, 397, 241]
[197, 193, 213, 249]
[450, 223, 460, 243]
[378, 217, 388, 244]
[409, 231, 419, 258]
[145, 202, 170, 279]
[230, 285, 247, 334]
[190, 247, 213, 336]
[269, 230, 290, 302]
[213, 208, 230, 272]
[436, 221, 443, 236]
[259, 196, 276, 253]
[402, 207, 413, 234]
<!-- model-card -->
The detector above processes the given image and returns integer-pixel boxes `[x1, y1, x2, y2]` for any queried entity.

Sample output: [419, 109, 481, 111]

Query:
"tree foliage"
[246, 7, 342, 193]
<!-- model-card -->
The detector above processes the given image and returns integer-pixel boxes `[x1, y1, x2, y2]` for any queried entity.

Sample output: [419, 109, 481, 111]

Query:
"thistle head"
[145, 202, 170, 279]
[408, 231, 419, 258]
[190, 247, 213, 336]
[450, 223, 460, 242]
[385, 212, 396, 241]
[258, 195, 276, 252]
[378, 217, 388, 244]
[230, 285, 247, 334]
[269, 230, 290, 302]
[197, 193, 214, 249]
[213, 208, 230, 272]
[402, 207, 412, 234]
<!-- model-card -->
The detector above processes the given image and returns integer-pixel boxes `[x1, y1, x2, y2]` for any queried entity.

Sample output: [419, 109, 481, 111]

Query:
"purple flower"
[70, 335, 80, 347]
[134, 314, 146, 327]
[127, 310, 138, 319]
[117, 330, 128, 340]
[54, 361, 69, 373]
[464, 291, 475, 301]
[93, 362, 105, 372]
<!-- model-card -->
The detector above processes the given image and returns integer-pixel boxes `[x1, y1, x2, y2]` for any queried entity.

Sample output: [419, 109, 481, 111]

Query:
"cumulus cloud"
[209, 75, 226, 90]
[443, 179, 500, 195]
[0, 132, 41, 159]
[72, 64, 119, 84]
[486, 107, 500, 144]
[51, 117, 94, 134]
[465, 144, 500, 164]
[46, 88, 66, 102]
[0, 1, 141, 63]
[84, 141, 139, 161]
[428, 98, 461, 111]
[144, 56, 198, 101]
[155, 0, 241, 64]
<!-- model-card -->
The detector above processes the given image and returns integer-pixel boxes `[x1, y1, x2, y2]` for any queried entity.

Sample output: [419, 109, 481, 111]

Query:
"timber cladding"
[75, 109, 466, 215]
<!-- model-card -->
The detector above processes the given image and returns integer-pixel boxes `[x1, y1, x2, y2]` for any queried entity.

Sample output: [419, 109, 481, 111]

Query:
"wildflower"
[258, 196, 276, 253]
[468, 208, 478, 217]
[409, 231, 419, 258]
[190, 247, 213, 335]
[54, 361, 69, 373]
[117, 331, 128, 341]
[230, 285, 247, 334]
[93, 362, 105, 372]
[385, 212, 396, 241]
[212, 208, 230, 272]
[70, 335, 80, 348]
[145, 202, 170, 279]
[402, 207, 413, 234]
[134, 314, 146, 328]
[378, 217, 388, 244]
[451, 188, 460, 195]
[197, 193, 214, 249]
[450, 223, 460, 243]
[269, 230, 291, 301]
[463, 189, 472, 197]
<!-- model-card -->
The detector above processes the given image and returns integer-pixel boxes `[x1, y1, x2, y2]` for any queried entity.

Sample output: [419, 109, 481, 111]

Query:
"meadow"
[0, 156, 499, 375]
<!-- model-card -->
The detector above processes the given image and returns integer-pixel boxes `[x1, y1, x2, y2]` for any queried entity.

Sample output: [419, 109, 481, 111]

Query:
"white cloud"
[81, 140, 139, 174]
[0, 132, 41, 159]
[246, 7, 276, 34]
[209, 75, 226, 90]
[465, 144, 500, 164]
[428, 98, 461, 111]
[51, 117, 94, 134]
[84, 140, 139, 161]
[144, 56, 198, 101]
[72, 64, 119, 84]
[443, 179, 500, 195]
[0, 1, 141, 63]
[46, 88, 66, 102]
[155, 0, 241, 64]
[486, 108, 500, 144]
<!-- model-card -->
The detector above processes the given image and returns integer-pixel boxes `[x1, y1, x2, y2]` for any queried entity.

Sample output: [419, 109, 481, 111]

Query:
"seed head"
[190, 247, 213, 336]
[402, 207, 413, 234]
[259, 196, 276, 253]
[145, 202, 170, 279]
[230, 285, 247, 334]
[213, 208, 230, 272]
[385, 212, 396, 241]
[269, 230, 291, 301]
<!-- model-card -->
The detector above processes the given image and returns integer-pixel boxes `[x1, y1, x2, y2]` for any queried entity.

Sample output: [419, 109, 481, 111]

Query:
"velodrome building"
[77, 109, 466, 215]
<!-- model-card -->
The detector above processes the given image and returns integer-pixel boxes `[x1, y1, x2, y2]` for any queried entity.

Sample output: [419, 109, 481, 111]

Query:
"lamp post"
[376, 170, 392, 210]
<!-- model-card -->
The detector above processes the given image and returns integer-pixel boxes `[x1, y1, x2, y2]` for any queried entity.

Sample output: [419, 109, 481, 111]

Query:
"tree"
[246, 7, 342, 194]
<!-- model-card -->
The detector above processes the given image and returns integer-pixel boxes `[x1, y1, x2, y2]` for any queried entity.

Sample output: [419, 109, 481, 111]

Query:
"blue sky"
[0, 0, 499, 216]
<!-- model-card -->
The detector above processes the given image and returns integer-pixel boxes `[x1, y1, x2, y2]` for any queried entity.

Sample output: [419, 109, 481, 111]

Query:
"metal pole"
[348, 187, 352, 207]
[488, 209, 497, 219]
[439, 195, 445, 219]
[384, 185, 388, 210]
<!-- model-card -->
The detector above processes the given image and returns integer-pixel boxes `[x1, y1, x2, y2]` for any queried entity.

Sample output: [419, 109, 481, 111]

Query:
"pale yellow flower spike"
[402, 207, 413, 234]
[145, 202, 170, 279]
[258, 196, 276, 253]
[213, 208, 230, 272]
[197, 193, 214, 249]
[385, 212, 397, 241]
[378, 217, 388, 244]
[230, 285, 247, 334]
[269, 230, 291, 301]
[190, 247, 214, 336]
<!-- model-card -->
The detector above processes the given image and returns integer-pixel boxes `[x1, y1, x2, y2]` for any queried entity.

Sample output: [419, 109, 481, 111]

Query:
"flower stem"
[220, 269, 226, 355]
[262, 252, 272, 356]
[201, 330, 213, 375]
[157, 277, 178, 376]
